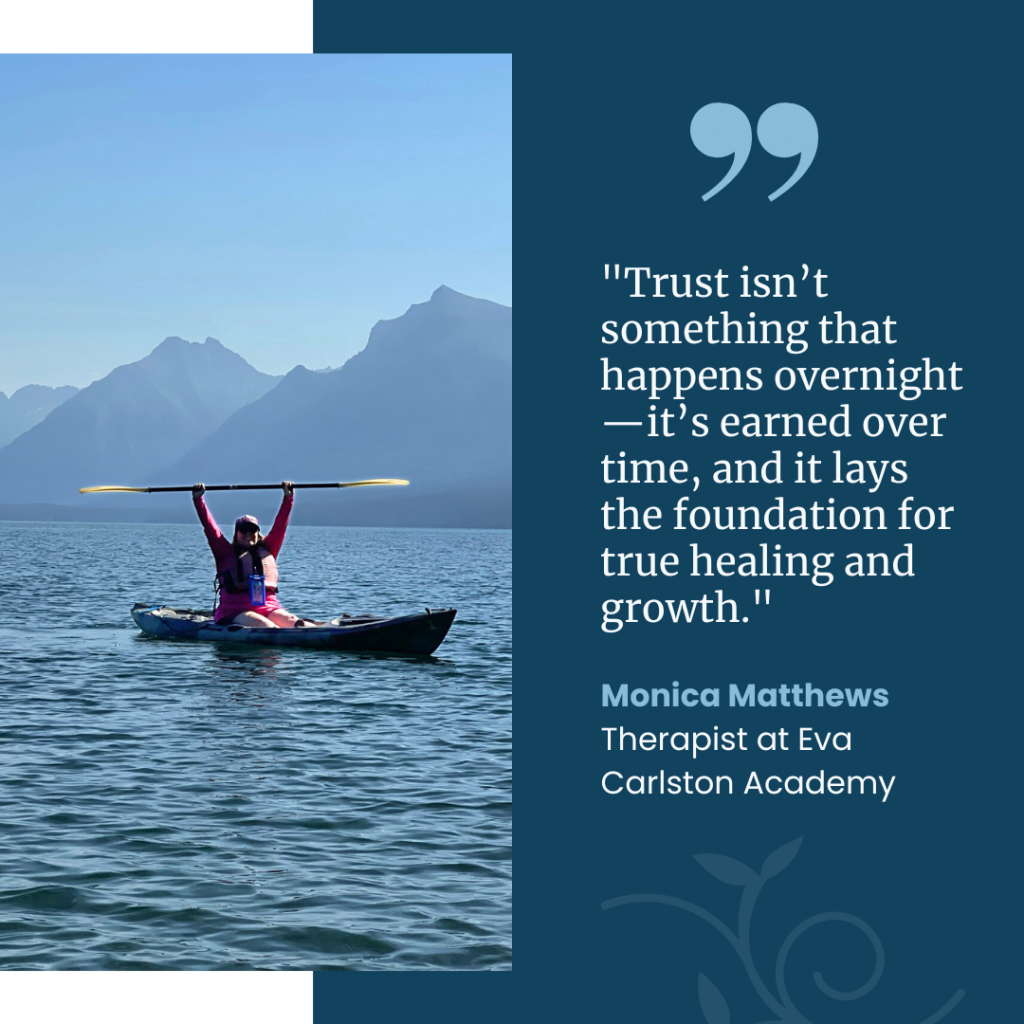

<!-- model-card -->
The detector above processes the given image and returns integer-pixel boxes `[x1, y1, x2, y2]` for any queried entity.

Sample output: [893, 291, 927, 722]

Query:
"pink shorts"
[214, 593, 283, 624]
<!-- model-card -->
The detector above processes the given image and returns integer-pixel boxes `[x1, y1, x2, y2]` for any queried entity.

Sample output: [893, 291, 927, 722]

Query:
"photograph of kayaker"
[196, 482, 307, 629]
[0, 54, 510, 969]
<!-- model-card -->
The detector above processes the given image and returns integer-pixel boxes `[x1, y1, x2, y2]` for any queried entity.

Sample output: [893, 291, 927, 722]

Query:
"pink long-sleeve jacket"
[194, 492, 294, 623]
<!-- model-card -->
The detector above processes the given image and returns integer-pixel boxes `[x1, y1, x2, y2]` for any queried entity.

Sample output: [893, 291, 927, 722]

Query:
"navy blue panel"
[314, 0, 511, 53]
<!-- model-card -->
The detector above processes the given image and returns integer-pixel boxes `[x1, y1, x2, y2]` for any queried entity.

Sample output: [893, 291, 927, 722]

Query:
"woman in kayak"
[192, 481, 314, 628]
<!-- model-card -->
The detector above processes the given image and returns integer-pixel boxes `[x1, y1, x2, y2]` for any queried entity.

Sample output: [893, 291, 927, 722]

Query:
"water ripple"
[0, 523, 511, 969]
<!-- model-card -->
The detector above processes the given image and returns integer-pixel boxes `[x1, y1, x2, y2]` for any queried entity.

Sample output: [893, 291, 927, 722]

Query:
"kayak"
[131, 603, 457, 655]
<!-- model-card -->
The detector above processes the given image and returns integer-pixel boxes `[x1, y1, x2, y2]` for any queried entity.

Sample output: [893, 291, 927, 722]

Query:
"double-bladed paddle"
[79, 479, 409, 494]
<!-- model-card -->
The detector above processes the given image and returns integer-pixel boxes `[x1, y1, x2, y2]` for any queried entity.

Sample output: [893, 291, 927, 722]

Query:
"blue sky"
[0, 55, 511, 393]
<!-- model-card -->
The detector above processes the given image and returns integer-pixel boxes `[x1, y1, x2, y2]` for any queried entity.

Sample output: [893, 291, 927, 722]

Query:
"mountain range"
[0, 337, 281, 505]
[0, 287, 512, 528]
[0, 384, 78, 448]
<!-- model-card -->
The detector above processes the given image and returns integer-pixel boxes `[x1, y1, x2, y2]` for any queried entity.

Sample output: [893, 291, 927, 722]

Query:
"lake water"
[0, 522, 511, 970]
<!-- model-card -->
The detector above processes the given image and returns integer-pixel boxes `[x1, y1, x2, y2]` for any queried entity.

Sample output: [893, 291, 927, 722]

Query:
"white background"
[0, 972, 312, 1021]
[0, 0, 313, 53]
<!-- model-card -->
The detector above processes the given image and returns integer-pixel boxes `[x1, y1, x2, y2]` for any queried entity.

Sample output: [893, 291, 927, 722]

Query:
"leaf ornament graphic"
[693, 854, 759, 887]
[760, 837, 803, 880]
[698, 973, 731, 1024]
[604, 838, 965, 1024]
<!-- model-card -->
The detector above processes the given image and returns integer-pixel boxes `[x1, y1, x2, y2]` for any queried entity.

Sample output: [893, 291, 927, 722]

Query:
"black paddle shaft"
[149, 483, 358, 492]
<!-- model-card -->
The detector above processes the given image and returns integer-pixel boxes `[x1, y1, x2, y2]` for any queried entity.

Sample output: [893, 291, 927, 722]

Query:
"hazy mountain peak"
[153, 335, 189, 351]
[428, 284, 508, 308]
[427, 284, 498, 311]
[0, 336, 283, 502]
[137, 336, 278, 387]
[154, 286, 512, 516]
[357, 284, 512, 369]
[0, 383, 80, 448]
[273, 364, 334, 397]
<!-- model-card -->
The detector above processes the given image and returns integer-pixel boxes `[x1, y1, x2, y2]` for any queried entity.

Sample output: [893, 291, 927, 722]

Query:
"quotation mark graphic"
[690, 103, 818, 202]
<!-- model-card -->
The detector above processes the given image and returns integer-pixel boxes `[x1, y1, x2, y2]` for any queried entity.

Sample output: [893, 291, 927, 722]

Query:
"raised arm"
[263, 482, 295, 557]
[192, 484, 231, 558]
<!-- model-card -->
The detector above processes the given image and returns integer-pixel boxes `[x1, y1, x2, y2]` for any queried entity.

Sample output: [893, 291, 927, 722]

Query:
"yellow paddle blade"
[79, 486, 150, 494]
[340, 479, 409, 488]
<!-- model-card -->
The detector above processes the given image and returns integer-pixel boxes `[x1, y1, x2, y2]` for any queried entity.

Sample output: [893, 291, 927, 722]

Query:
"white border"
[0, 972, 313, 1022]
[0, 0, 313, 53]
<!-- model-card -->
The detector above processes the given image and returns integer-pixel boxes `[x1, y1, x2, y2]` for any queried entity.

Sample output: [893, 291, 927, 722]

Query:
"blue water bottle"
[249, 574, 267, 605]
